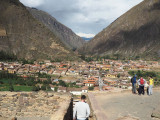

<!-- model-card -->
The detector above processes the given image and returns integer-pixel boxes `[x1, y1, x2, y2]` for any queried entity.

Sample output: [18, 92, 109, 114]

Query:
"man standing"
[131, 75, 137, 94]
[148, 77, 154, 95]
[73, 95, 90, 120]
[138, 77, 146, 95]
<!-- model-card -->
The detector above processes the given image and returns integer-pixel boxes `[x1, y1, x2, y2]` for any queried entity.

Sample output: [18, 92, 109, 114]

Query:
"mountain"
[81, 0, 160, 60]
[27, 7, 85, 50]
[0, 0, 78, 61]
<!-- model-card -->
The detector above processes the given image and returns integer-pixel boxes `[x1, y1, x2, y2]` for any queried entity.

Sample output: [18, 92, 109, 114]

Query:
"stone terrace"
[0, 91, 71, 120]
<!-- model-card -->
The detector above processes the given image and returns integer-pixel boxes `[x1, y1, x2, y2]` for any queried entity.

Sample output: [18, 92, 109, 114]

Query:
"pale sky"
[20, 0, 143, 38]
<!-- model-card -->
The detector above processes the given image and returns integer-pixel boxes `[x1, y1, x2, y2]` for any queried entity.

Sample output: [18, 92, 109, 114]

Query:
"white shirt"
[73, 101, 90, 119]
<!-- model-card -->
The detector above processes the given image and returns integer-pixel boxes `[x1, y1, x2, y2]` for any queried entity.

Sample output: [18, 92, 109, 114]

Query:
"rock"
[151, 107, 160, 119]
[116, 116, 139, 120]
[11, 117, 17, 120]
[12, 94, 17, 97]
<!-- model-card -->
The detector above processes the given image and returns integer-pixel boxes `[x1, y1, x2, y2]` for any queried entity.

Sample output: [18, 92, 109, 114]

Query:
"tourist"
[137, 77, 146, 95]
[131, 75, 137, 94]
[148, 76, 154, 96]
[73, 95, 90, 120]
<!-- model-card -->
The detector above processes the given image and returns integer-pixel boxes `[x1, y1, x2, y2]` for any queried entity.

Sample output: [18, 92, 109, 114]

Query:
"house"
[102, 86, 113, 91]
[58, 87, 67, 92]
[7, 68, 16, 74]
[102, 65, 111, 70]
[40, 70, 47, 74]
[49, 84, 57, 91]
[94, 87, 99, 91]
[67, 88, 82, 95]
[39, 78, 48, 82]
[105, 74, 117, 78]
[82, 86, 88, 93]
[53, 70, 62, 76]
[83, 77, 98, 87]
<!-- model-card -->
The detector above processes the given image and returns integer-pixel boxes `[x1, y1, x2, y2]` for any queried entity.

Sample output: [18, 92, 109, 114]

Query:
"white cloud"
[20, 0, 143, 35]
[76, 33, 95, 38]
[20, 0, 44, 7]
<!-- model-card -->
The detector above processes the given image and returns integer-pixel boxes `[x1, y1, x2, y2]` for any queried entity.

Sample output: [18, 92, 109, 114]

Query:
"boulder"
[151, 106, 160, 119]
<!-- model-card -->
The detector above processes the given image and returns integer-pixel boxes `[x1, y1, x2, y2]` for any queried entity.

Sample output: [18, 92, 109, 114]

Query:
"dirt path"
[88, 90, 160, 120]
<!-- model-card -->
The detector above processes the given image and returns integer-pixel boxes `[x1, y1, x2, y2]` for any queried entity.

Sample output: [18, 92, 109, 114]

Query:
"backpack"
[140, 78, 144, 85]
[131, 78, 133, 83]
[131, 77, 136, 83]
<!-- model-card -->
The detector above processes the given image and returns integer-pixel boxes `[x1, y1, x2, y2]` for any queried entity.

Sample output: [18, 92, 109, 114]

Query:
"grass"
[0, 85, 33, 91]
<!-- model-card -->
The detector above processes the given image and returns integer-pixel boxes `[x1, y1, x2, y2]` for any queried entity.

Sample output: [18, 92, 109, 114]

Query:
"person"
[148, 77, 154, 96]
[137, 77, 146, 95]
[73, 95, 90, 120]
[131, 75, 137, 94]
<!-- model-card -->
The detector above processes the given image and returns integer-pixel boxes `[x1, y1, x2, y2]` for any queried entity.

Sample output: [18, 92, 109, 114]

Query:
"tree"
[117, 74, 120, 78]
[54, 87, 58, 92]
[41, 85, 46, 90]
[32, 86, 40, 91]
[9, 84, 14, 92]
[58, 80, 66, 87]
[88, 86, 94, 90]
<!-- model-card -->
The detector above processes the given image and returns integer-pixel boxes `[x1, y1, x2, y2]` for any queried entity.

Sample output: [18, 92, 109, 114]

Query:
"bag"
[131, 78, 133, 83]
[131, 77, 136, 83]
[140, 78, 144, 85]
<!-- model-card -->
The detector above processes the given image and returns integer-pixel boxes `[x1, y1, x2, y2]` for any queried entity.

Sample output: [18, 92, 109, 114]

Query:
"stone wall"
[0, 28, 7, 36]
[63, 98, 73, 120]
[0, 91, 72, 120]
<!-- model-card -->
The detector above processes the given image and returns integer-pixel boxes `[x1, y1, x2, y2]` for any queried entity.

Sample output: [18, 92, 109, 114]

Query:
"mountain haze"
[81, 0, 160, 60]
[27, 7, 85, 50]
[0, 0, 77, 60]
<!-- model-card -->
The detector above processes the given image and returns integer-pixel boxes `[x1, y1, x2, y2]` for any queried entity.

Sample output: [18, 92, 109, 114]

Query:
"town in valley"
[1, 59, 160, 94]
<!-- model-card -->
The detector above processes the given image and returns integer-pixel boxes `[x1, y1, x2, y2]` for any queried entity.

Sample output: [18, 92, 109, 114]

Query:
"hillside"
[0, 0, 77, 61]
[27, 7, 85, 50]
[81, 0, 160, 60]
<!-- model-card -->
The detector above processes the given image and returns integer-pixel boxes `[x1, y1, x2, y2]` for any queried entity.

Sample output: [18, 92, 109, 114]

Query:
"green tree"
[117, 74, 120, 78]
[41, 85, 46, 90]
[54, 87, 58, 92]
[88, 86, 94, 90]
[58, 80, 66, 87]
[9, 84, 14, 92]
[32, 86, 40, 91]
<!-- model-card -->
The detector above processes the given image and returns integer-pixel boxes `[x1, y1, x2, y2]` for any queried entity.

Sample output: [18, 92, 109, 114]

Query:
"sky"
[20, 0, 143, 38]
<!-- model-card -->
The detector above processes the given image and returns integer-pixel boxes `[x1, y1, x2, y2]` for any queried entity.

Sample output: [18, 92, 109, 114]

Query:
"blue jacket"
[132, 76, 136, 84]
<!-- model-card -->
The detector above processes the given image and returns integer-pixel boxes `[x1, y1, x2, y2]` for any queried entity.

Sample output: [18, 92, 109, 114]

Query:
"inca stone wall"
[0, 91, 72, 120]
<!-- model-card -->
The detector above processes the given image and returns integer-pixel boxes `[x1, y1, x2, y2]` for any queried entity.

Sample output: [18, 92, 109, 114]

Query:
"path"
[88, 92, 108, 120]
[88, 90, 160, 120]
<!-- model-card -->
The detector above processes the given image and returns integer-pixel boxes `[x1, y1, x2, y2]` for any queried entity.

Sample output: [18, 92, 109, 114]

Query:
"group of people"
[73, 76, 154, 120]
[131, 75, 154, 95]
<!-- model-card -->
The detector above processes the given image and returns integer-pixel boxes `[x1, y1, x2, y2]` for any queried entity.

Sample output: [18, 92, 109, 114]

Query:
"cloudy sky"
[20, 0, 143, 38]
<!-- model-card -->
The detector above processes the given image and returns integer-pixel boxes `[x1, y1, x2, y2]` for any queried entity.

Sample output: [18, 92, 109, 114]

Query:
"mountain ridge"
[27, 7, 85, 50]
[0, 0, 78, 61]
[80, 0, 160, 60]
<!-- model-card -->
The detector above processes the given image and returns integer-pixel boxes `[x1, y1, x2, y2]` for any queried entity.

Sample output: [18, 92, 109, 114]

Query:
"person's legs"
[150, 85, 153, 95]
[149, 85, 153, 95]
[139, 86, 142, 95]
[132, 84, 134, 93]
[142, 86, 144, 95]
[133, 84, 136, 93]
[139, 86, 143, 95]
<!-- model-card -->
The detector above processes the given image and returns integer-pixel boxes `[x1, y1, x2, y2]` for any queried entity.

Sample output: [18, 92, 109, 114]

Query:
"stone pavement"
[88, 90, 160, 120]
[0, 91, 71, 120]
